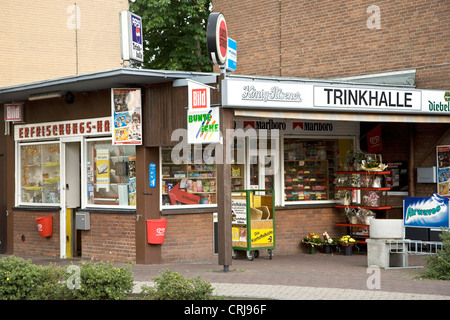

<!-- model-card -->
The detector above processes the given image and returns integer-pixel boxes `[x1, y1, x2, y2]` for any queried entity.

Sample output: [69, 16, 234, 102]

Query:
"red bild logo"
[192, 88, 207, 109]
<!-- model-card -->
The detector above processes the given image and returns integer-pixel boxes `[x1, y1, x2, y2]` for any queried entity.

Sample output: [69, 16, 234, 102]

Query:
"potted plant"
[322, 231, 337, 254]
[339, 235, 356, 255]
[345, 206, 359, 224]
[301, 232, 322, 254]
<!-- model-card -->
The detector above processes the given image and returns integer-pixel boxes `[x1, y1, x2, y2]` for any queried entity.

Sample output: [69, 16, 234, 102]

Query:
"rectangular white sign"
[313, 86, 421, 111]
[14, 117, 111, 141]
[187, 107, 221, 144]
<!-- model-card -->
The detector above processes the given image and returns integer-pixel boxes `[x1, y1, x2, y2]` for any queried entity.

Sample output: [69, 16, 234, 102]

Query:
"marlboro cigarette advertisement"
[112, 88, 142, 145]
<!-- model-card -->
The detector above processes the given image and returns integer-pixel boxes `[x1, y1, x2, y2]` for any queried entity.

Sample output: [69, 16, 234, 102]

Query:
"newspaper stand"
[231, 189, 275, 261]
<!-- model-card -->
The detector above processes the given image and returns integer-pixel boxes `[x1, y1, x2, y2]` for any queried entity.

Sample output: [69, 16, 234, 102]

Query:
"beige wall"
[0, 0, 129, 87]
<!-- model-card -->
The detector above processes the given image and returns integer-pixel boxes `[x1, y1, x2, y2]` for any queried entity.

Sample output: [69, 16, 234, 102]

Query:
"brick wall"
[81, 213, 136, 262]
[0, 0, 129, 87]
[159, 208, 346, 262]
[213, 0, 450, 90]
[275, 207, 346, 255]
[161, 213, 217, 262]
[13, 211, 60, 258]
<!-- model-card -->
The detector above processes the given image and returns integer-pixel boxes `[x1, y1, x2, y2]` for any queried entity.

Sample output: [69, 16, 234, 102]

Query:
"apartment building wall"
[0, 0, 129, 87]
[212, 0, 450, 90]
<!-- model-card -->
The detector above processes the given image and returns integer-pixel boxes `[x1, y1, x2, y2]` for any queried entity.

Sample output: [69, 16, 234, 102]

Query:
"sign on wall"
[14, 117, 111, 141]
[4, 103, 23, 122]
[187, 107, 220, 144]
[187, 80, 220, 144]
[111, 88, 142, 145]
[437, 145, 450, 197]
[120, 11, 144, 63]
[226, 38, 237, 72]
[403, 194, 449, 228]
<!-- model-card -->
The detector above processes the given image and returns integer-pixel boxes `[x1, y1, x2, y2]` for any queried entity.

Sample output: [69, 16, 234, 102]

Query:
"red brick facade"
[212, 0, 450, 90]
[81, 213, 136, 262]
[13, 211, 60, 258]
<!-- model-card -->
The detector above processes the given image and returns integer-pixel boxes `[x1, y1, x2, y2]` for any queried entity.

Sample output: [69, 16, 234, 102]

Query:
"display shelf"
[335, 170, 392, 218]
[161, 148, 217, 206]
[284, 160, 329, 201]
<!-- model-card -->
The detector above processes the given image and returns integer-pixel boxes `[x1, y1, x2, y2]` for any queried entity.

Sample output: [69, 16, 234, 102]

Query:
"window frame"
[16, 140, 62, 207]
[82, 137, 137, 210]
[281, 134, 356, 206]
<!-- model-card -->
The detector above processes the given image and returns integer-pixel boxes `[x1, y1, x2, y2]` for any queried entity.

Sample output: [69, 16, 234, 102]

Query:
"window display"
[283, 138, 353, 203]
[161, 147, 217, 207]
[85, 139, 136, 207]
[19, 142, 61, 204]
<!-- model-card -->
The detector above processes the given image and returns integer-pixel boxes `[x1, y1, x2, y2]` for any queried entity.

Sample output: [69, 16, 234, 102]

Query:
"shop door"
[61, 139, 81, 258]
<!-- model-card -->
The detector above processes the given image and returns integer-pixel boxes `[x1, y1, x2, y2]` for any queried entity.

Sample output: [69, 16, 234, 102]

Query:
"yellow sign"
[251, 229, 274, 244]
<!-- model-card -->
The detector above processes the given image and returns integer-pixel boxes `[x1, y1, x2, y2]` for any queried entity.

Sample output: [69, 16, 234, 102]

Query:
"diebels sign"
[207, 13, 227, 66]
[403, 194, 449, 228]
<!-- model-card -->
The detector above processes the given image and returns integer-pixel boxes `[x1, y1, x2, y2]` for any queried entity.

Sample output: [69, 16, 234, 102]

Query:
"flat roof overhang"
[0, 68, 218, 104]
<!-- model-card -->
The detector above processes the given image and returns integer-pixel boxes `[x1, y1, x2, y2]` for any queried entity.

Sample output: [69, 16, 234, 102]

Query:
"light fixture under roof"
[28, 91, 63, 101]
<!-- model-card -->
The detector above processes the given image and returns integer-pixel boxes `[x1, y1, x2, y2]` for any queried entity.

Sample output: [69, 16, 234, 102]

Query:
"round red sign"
[207, 12, 228, 66]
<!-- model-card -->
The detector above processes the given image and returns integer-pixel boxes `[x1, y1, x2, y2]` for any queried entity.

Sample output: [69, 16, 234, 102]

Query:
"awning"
[234, 109, 450, 123]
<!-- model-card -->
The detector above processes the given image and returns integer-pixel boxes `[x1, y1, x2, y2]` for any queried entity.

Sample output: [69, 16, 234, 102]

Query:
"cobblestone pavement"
[131, 252, 450, 300]
[2, 252, 449, 300]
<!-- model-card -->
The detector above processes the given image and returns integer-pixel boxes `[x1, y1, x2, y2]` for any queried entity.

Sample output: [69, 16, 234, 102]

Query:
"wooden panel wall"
[143, 80, 221, 147]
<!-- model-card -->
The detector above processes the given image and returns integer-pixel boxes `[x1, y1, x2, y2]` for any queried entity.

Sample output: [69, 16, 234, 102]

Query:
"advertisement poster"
[437, 145, 450, 197]
[231, 197, 247, 224]
[112, 88, 142, 145]
[96, 149, 110, 191]
[187, 107, 221, 144]
[404, 193, 449, 228]
[251, 229, 274, 245]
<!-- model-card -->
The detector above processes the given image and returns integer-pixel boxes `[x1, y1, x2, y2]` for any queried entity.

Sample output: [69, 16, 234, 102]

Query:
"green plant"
[64, 261, 134, 300]
[140, 269, 224, 300]
[0, 256, 64, 300]
[301, 232, 322, 247]
[425, 228, 450, 280]
[338, 235, 356, 246]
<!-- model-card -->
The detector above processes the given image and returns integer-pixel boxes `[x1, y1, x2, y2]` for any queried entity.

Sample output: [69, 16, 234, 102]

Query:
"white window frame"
[245, 136, 282, 206]
[15, 140, 62, 207]
[82, 137, 136, 210]
[159, 146, 218, 210]
[281, 135, 356, 206]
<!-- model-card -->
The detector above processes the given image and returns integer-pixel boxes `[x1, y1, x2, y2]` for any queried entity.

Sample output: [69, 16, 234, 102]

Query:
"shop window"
[19, 142, 61, 205]
[161, 146, 217, 207]
[283, 137, 353, 204]
[85, 139, 136, 208]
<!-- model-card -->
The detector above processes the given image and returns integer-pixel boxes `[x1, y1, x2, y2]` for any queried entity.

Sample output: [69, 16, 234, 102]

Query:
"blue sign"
[131, 13, 142, 45]
[403, 193, 449, 228]
[149, 163, 156, 188]
[226, 38, 237, 72]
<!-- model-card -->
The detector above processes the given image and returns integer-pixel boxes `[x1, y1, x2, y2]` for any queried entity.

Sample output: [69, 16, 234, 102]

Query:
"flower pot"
[344, 245, 353, 256]
[323, 245, 331, 254]
[309, 246, 316, 254]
